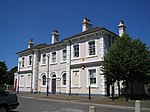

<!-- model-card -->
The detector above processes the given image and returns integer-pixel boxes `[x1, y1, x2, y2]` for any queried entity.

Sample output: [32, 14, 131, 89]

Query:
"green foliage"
[6, 66, 18, 85]
[0, 61, 17, 85]
[103, 34, 150, 84]
[0, 61, 8, 84]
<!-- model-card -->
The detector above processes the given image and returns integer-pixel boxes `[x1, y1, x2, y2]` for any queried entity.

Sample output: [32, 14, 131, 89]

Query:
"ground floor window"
[42, 74, 46, 86]
[72, 70, 80, 87]
[89, 69, 96, 85]
[20, 75, 24, 87]
[62, 73, 66, 85]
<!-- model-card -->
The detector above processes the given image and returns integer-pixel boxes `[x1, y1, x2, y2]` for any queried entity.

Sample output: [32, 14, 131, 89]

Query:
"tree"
[0, 61, 8, 85]
[6, 66, 18, 85]
[102, 34, 150, 98]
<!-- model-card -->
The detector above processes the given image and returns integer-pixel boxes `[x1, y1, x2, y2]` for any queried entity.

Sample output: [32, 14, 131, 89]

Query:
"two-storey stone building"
[14, 18, 126, 96]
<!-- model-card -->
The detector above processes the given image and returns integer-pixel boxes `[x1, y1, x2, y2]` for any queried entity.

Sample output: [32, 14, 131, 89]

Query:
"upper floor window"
[42, 54, 46, 64]
[62, 49, 67, 61]
[73, 45, 79, 57]
[89, 69, 96, 85]
[88, 41, 95, 55]
[29, 56, 32, 65]
[52, 52, 56, 63]
[22, 57, 25, 67]
[62, 73, 66, 85]
[42, 75, 46, 86]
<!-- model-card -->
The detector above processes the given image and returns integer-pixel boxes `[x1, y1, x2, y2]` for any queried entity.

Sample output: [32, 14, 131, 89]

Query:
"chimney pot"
[28, 39, 34, 48]
[51, 30, 59, 44]
[118, 20, 126, 37]
[82, 17, 92, 32]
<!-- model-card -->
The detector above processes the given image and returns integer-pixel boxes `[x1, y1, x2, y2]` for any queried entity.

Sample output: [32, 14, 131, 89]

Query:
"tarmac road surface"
[12, 96, 149, 112]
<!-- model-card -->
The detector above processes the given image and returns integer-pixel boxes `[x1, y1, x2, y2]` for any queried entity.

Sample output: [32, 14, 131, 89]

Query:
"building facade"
[14, 18, 126, 96]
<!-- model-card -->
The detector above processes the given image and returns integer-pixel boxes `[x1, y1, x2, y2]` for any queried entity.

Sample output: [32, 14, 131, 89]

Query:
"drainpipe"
[47, 54, 50, 96]
[17, 61, 21, 94]
[68, 40, 71, 95]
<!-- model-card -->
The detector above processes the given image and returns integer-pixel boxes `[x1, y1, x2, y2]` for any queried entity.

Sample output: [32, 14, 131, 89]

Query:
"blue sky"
[0, 0, 150, 70]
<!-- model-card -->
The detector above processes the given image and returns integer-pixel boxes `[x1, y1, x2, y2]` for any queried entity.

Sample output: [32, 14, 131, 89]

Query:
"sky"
[0, 0, 150, 70]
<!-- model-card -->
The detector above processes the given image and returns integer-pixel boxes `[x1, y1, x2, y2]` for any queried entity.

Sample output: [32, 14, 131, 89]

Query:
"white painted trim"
[27, 55, 33, 67]
[41, 53, 47, 66]
[86, 67, 98, 88]
[86, 39, 97, 57]
[20, 74, 25, 87]
[71, 59, 103, 65]
[40, 73, 47, 87]
[61, 48, 67, 63]
[71, 69, 81, 88]
[61, 72, 67, 87]
[50, 51, 57, 65]
[26, 73, 32, 88]
[71, 43, 81, 59]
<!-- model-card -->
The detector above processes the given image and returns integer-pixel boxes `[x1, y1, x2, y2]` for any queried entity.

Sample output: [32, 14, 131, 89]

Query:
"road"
[12, 96, 149, 112]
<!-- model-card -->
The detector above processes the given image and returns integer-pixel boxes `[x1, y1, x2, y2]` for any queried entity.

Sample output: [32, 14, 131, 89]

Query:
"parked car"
[0, 88, 19, 112]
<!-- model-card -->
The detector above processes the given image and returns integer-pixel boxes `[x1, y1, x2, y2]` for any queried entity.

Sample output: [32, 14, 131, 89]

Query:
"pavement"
[18, 93, 150, 110]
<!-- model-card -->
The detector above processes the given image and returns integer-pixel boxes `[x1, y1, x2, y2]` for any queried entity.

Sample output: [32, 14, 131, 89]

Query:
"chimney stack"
[51, 30, 59, 44]
[118, 20, 126, 37]
[28, 39, 34, 48]
[82, 17, 92, 32]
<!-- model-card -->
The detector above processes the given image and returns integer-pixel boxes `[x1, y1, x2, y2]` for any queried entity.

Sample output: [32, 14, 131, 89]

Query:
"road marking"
[19, 96, 150, 111]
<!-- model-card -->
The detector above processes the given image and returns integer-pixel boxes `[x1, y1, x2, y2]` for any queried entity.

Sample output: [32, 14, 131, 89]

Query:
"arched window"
[42, 75, 46, 86]
[62, 73, 66, 85]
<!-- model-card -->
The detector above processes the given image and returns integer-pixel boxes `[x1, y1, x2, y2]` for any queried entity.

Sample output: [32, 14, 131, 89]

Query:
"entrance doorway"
[51, 74, 56, 94]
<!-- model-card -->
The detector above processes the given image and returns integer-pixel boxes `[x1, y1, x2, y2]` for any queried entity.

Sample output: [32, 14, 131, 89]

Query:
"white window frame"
[21, 57, 25, 67]
[62, 48, 67, 62]
[88, 41, 96, 55]
[71, 70, 81, 88]
[42, 54, 46, 65]
[50, 51, 57, 64]
[26, 74, 31, 87]
[72, 43, 80, 59]
[86, 39, 97, 57]
[62, 73, 66, 86]
[28, 55, 33, 66]
[41, 74, 46, 87]
[20, 75, 24, 87]
[87, 68, 98, 88]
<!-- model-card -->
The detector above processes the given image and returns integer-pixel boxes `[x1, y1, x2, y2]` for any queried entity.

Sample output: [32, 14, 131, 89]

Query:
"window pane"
[62, 73, 66, 85]
[89, 41, 95, 55]
[90, 78, 96, 84]
[52, 52, 56, 63]
[73, 45, 79, 57]
[29, 56, 32, 65]
[22, 57, 25, 67]
[62, 49, 67, 61]
[89, 69, 96, 85]
[42, 54, 46, 64]
[42, 75, 46, 85]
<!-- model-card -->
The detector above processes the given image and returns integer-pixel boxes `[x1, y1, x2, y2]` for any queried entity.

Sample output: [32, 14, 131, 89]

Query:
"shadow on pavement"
[9, 110, 19, 112]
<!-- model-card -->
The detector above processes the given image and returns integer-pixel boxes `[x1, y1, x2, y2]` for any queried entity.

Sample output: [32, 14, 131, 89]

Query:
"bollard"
[135, 100, 141, 112]
[89, 106, 96, 112]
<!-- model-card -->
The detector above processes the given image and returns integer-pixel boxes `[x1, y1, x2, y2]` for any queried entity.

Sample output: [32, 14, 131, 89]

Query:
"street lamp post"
[89, 85, 91, 99]
[17, 61, 21, 94]
[47, 54, 50, 96]
[30, 50, 34, 93]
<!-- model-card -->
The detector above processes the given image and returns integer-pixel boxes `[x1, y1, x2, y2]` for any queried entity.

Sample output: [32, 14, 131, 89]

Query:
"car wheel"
[0, 106, 8, 112]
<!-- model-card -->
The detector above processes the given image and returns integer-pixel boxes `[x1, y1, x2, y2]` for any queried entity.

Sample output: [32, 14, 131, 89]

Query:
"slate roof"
[16, 44, 49, 54]
[16, 27, 118, 54]
[63, 27, 118, 41]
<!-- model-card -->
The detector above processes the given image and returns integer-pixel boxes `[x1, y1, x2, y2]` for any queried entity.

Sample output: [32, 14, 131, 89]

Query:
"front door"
[14, 79, 17, 92]
[52, 79, 56, 94]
